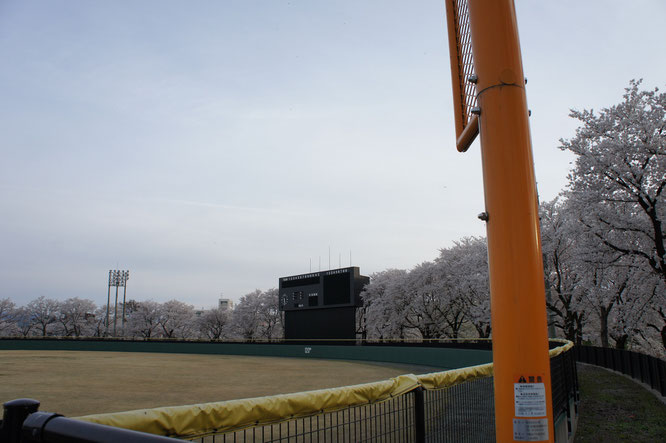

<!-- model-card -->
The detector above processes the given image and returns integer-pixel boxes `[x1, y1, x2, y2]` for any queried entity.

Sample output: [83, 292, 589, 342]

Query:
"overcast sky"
[1, 1, 664, 308]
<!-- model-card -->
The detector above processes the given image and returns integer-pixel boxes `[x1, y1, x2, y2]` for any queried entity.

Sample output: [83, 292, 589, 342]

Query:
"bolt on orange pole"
[445, 1, 554, 442]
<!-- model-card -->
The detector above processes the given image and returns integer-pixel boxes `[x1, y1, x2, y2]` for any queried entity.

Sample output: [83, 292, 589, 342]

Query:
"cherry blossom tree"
[90, 305, 110, 337]
[540, 199, 588, 345]
[0, 298, 17, 336]
[26, 296, 59, 336]
[157, 299, 196, 338]
[361, 269, 414, 340]
[259, 288, 283, 339]
[577, 263, 657, 350]
[232, 289, 283, 340]
[126, 300, 161, 338]
[620, 270, 665, 355]
[197, 307, 232, 339]
[402, 261, 450, 339]
[54, 297, 97, 337]
[437, 237, 490, 338]
[361, 239, 490, 341]
[645, 294, 666, 356]
[559, 80, 665, 283]
[13, 307, 34, 337]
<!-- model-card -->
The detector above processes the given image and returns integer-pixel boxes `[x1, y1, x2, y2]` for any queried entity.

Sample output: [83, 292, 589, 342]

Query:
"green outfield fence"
[0, 337, 495, 370]
[1, 339, 578, 442]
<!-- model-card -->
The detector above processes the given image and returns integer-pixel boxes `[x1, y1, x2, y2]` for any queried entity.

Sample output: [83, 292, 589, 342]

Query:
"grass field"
[0, 350, 434, 417]
[575, 363, 666, 442]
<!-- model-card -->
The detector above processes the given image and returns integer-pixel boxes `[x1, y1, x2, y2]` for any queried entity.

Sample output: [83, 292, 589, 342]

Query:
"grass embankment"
[575, 363, 666, 442]
[0, 350, 428, 417]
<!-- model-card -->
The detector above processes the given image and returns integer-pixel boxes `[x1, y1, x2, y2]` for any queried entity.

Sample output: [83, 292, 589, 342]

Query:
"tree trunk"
[599, 306, 610, 347]
[614, 334, 629, 349]
[573, 313, 584, 346]
[475, 324, 491, 338]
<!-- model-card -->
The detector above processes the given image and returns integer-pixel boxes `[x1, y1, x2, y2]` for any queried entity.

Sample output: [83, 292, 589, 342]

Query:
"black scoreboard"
[279, 267, 367, 311]
[279, 267, 369, 340]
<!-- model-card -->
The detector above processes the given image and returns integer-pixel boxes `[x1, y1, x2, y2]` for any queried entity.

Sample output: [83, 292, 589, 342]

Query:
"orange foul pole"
[446, 0, 555, 441]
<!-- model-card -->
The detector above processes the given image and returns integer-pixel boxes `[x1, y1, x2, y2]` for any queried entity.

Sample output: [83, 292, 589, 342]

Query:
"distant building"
[219, 298, 234, 311]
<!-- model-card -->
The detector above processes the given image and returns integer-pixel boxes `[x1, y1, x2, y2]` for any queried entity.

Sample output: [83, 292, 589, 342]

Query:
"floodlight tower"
[106, 269, 129, 336]
[121, 270, 130, 331]
[445, 1, 554, 442]
[106, 271, 113, 334]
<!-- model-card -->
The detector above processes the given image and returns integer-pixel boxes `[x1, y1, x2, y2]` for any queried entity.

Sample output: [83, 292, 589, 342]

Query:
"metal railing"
[0, 399, 180, 443]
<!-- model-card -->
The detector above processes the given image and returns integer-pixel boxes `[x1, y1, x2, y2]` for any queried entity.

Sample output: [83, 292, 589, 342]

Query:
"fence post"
[648, 356, 659, 392]
[565, 351, 575, 434]
[656, 357, 663, 394]
[606, 348, 614, 371]
[594, 347, 602, 366]
[619, 350, 625, 375]
[630, 351, 639, 379]
[413, 387, 426, 443]
[1, 398, 40, 443]
[659, 360, 666, 397]
[638, 354, 650, 384]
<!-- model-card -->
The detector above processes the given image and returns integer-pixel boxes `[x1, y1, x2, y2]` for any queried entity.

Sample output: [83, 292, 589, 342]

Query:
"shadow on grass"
[575, 363, 666, 442]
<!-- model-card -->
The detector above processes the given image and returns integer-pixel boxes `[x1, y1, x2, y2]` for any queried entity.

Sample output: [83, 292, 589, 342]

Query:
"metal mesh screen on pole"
[445, 0, 479, 152]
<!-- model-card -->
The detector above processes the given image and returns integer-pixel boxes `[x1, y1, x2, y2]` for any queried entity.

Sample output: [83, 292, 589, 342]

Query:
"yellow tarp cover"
[548, 339, 574, 357]
[75, 341, 573, 439]
[417, 362, 494, 390]
[76, 374, 420, 439]
[417, 340, 572, 390]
